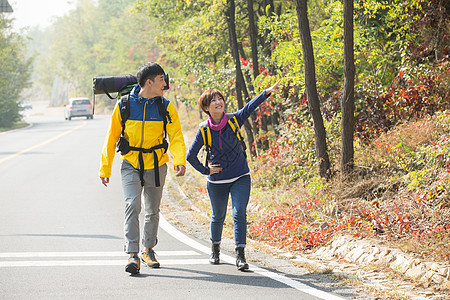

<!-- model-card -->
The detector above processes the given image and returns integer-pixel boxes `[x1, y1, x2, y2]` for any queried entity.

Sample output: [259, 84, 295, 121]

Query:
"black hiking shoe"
[125, 254, 140, 274]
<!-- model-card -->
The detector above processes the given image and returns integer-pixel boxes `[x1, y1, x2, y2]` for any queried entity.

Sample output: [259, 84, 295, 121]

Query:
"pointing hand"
[266, 79, 282, 95]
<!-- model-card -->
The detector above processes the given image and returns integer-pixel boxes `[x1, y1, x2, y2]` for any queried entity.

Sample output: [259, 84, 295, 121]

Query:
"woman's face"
[206, 95, 225, 116]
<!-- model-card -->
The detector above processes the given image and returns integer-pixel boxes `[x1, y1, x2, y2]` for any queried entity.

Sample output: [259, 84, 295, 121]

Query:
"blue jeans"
[207, 175, 251, 247]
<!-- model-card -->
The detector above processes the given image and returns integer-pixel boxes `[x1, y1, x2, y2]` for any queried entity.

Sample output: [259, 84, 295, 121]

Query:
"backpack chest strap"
[129, 140, 169, 187]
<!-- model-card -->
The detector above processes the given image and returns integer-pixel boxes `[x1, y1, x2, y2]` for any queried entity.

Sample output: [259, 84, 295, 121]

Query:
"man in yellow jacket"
[99, 62, 186, 275]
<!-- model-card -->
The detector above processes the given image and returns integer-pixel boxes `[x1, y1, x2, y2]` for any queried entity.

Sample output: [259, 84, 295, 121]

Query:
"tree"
[136, 0, 236, 104]
[225, 0, 256, 156]
[258, 0, 281, 134]
[0, 16, 33, 128]
[294, 0, 331, 178]
[32, 0, 152, 101]
[247, 0, 270, 151]
[341, 0, 355, 176]
[247, 0, 259, 85]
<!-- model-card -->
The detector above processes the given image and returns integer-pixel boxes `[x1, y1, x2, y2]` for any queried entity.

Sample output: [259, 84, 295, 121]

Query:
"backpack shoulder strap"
[156, 97, 172, 139]
[199, 120, 211, 149]
[119, 95, 130, 136]
[227, 115, 244, 141]
[227, 115, 247, 158]
[199, 120, 211, 166]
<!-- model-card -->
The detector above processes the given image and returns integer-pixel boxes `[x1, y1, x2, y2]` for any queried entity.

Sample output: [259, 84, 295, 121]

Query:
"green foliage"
[249, 111, 450, 260]
[256, 0, 345, 101]
[353, 60, 449, 142]
[30, 0, 157, 102]
[0, 17, 33, 128]
[135, 0, 237, 105]
[246, 0, 449, 260]
[257, 11, 304, 90]
[254, 0, 449, 149]
[386, 113, 450, 196]
[252, 106, 341, 189]
[310, 1, 345, 96]
[354, 0, 409, 91]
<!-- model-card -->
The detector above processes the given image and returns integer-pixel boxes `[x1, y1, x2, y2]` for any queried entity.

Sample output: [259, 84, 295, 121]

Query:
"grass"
[0, 121, 29, 133]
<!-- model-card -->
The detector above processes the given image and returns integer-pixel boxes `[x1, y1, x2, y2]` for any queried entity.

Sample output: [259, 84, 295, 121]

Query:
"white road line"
[0, 251, 199, 258]
[0, 259, 208, 267]
[0, 122, 86, 164]
[159, 214, 346, 300]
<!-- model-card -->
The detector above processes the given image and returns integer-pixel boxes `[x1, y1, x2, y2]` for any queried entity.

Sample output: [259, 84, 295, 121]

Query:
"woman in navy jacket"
[186, 80, 281, 270]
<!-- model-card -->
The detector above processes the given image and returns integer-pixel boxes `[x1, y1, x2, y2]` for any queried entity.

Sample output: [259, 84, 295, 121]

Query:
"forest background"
[1, 0, 449, 269]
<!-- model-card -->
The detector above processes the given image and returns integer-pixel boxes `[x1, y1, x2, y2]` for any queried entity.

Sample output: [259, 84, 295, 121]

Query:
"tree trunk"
[247, 0, 269, 151]
[225, 0, 257, 157]
[258, 0, 280, 137]
[247, 0, 259, 81]
[238, 41, 262, 153]
[260, 0, 274, 59]
[294, 0, 331, 179]
[341, 0, 355, 176]
[238, 42, 254, 93]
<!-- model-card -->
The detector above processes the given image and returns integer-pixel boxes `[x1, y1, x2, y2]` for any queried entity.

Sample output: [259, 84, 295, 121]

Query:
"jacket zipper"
[139, 101, 147, 148]
[137, 101, 147, 169]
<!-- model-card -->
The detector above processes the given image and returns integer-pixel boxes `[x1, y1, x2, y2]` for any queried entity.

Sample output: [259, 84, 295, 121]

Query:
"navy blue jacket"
[186, 91, 270, 182]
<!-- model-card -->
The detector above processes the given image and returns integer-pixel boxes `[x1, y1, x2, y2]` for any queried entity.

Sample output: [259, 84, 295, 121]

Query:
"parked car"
[64, 98, 93, 120]
[18, 100, 33, 110]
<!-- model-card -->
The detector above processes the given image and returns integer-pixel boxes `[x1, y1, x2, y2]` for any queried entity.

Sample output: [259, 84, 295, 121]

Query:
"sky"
[9, 0, 76, 30]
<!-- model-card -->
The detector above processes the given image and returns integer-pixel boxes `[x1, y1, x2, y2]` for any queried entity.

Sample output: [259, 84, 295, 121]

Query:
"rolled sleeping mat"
[93, 75, 138, 98]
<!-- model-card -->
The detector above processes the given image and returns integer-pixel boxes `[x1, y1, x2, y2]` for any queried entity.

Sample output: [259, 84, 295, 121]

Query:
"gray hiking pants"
[121, 159, 167, 253]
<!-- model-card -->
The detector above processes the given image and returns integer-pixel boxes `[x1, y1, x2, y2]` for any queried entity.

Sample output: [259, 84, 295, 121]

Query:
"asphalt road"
[0, 106, 362, 299]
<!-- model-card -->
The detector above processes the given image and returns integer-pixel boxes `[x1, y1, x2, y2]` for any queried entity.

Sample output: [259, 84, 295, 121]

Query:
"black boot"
[209, 243, 220, 265]
[235, 247, 249, 271]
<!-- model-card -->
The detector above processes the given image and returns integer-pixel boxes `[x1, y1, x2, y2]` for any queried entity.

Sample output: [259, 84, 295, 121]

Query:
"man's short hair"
[136, 62, 165, 87]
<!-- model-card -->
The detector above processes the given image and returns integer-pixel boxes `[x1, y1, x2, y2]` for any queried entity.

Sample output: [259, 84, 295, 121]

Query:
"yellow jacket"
[99, 88, 186, 178]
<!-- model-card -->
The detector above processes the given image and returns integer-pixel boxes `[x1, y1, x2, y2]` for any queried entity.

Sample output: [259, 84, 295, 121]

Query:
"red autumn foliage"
[249, 194, 450, 259]
[345, 68, 447, 143]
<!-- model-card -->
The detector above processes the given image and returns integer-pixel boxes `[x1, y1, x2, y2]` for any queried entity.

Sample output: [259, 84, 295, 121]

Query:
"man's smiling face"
[147, 74, 166, 98]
